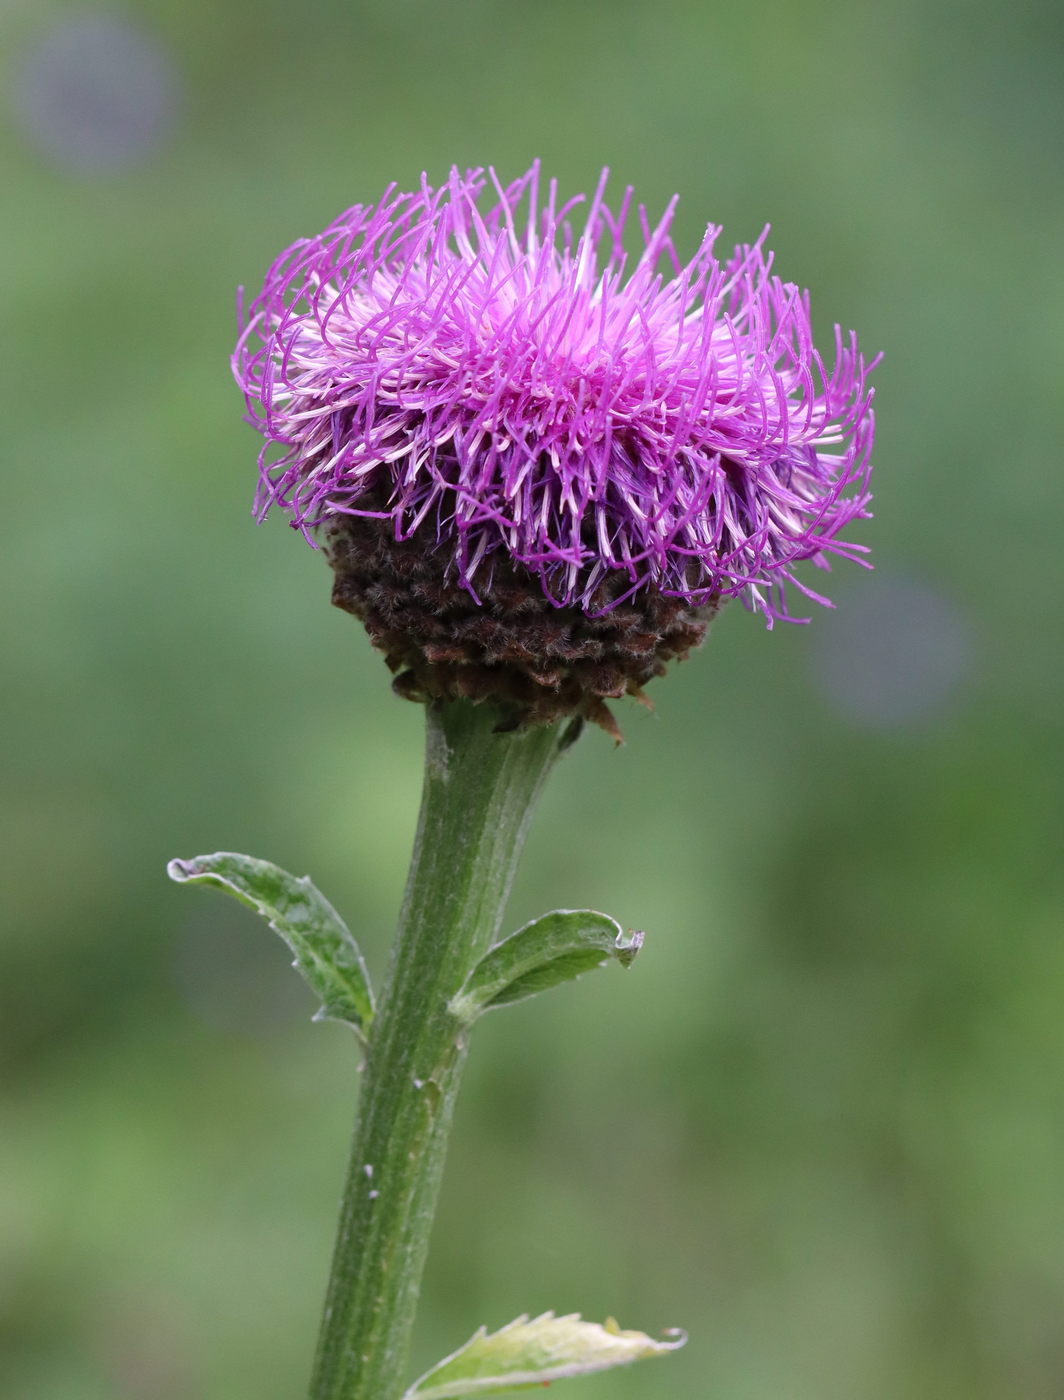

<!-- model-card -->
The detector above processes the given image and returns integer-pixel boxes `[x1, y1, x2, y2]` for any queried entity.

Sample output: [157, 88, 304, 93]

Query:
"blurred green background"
[2, 0, 1062, 1396]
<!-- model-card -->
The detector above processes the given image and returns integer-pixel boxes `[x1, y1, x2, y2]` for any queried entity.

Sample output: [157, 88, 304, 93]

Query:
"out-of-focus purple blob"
[12, 15, 180, 173]
[811, 576, 974, 729]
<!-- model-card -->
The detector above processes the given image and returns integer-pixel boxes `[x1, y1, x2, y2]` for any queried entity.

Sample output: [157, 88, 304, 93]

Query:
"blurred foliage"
[2, 0, 1062, 1396]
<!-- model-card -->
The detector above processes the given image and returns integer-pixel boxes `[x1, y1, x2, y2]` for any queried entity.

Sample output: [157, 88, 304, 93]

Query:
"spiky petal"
[234, 164, 877, 626]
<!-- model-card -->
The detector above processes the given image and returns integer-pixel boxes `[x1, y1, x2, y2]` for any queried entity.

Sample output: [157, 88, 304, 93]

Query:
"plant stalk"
[308, 699, 572, 1400]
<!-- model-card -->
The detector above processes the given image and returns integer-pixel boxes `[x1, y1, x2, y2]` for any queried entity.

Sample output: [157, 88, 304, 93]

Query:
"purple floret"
[234, 164, 878, 624]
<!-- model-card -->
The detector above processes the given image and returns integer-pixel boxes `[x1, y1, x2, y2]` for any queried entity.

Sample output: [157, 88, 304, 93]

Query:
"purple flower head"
[234, 164, 877, 626]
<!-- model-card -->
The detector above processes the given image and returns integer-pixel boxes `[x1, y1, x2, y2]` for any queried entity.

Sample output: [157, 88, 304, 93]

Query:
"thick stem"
[309, 699, 573, 1400]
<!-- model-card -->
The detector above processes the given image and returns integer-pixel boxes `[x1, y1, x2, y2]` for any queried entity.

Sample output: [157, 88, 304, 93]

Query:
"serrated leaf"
[167, 852, 374, 1036]
[449, 911, 643, 1024]
[404, 1311, 685, 1398]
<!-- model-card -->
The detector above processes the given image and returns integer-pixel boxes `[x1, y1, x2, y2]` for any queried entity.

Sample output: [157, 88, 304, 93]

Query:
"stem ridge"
[308, 700, 568, 1400]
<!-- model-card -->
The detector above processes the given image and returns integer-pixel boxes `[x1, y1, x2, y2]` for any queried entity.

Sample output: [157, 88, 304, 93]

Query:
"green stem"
[309, 699, 574, 1400]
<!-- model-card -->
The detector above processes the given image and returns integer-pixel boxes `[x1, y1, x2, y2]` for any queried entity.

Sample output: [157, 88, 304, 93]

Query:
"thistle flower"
[234, 165, 877, 730]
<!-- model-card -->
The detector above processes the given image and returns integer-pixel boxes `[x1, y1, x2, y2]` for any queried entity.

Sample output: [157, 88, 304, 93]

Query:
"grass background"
[2, 0, 1062, 1396]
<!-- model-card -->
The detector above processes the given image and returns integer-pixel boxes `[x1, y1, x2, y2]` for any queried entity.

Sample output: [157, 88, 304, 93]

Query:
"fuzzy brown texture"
[326, 513, 718, 739]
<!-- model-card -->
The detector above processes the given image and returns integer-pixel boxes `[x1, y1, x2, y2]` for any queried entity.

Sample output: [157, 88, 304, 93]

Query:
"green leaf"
[403, 1311, 685, 1398]
[449, 910, 643, 1023]
[167, 852, 374, 1036]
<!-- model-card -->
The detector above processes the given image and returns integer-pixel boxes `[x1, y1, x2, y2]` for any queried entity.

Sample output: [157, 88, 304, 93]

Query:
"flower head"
[234, 165, 877, 728]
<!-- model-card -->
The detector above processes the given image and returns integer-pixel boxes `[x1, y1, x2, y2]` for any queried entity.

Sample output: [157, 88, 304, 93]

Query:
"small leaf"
[167, 852, 374, 1036]
[449, 911, 643, 1024]
[403, 1311, 685, 1399]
